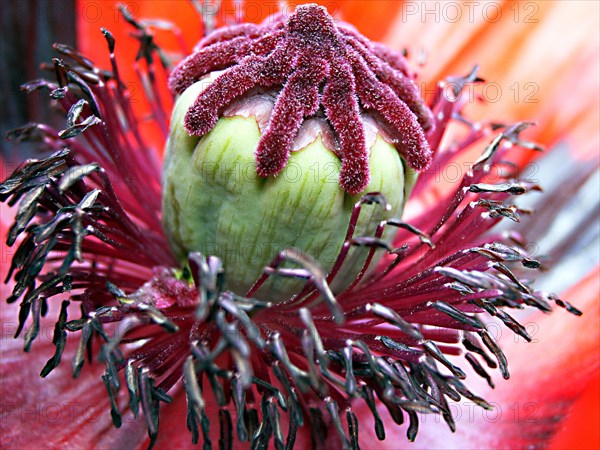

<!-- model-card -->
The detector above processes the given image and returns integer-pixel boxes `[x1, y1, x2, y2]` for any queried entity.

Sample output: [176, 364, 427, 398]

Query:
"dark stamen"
[0, 4, 583, 449]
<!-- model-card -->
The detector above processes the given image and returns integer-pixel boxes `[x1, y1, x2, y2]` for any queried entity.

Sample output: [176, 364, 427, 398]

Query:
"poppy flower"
[1, 1, 598, 449]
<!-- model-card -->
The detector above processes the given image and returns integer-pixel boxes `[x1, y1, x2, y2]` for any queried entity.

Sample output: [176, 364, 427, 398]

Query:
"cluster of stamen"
[0, 5, 583, 450]
[169, 4, 434, 194]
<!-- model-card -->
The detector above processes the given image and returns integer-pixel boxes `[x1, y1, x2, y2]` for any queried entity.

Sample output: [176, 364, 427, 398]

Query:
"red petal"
[549, 374, 600, 450]
[383, 1, 599, 160]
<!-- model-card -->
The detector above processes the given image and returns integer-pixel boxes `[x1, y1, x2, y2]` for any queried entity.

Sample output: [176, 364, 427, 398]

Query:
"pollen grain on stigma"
[169, 4, 434, 195]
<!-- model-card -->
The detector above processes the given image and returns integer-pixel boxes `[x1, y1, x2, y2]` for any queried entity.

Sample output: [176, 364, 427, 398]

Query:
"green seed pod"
[163, 77, 417, 301]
